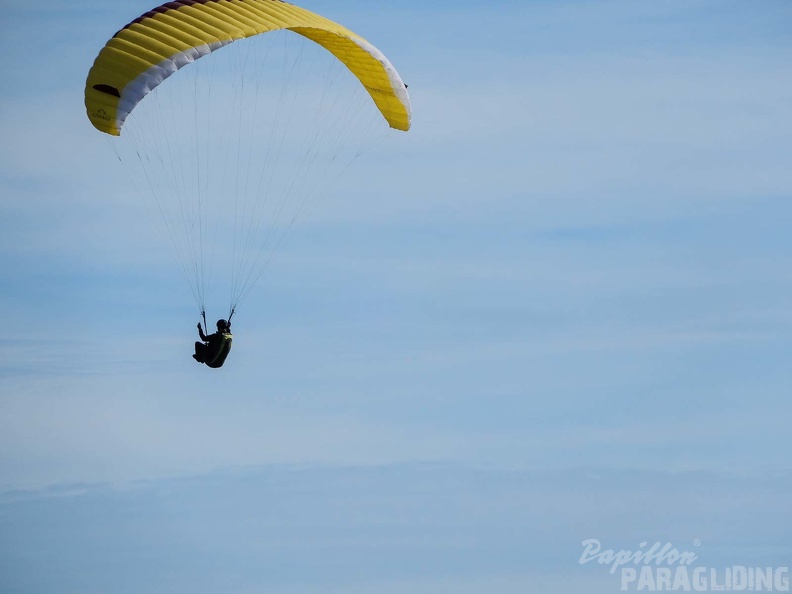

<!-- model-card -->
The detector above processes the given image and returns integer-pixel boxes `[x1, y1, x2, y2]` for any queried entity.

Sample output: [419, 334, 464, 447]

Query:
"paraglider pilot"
[193, 319, 233, 368]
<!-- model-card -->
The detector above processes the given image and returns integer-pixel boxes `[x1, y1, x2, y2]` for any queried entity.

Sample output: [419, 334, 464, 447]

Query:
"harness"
[205, 332, 233, 368]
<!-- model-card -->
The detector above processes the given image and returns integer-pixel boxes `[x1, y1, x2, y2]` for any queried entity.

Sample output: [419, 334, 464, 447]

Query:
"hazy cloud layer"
[1, 464, 791, 594]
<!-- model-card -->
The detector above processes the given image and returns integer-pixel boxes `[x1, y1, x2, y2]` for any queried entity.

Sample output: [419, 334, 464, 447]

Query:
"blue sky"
[1, 1, 792, 592]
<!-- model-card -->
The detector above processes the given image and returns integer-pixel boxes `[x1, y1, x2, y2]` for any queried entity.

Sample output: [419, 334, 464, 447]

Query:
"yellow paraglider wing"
[85, 0, 411, 136]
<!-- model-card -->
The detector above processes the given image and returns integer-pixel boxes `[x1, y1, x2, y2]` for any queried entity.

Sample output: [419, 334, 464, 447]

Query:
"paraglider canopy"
[85, 0, 411, 136]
